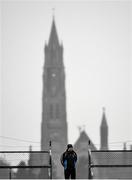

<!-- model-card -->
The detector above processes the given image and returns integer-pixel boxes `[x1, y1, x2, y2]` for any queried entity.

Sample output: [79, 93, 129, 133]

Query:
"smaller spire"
[101, 107, 108, 127]
[100, 107, 108, 150]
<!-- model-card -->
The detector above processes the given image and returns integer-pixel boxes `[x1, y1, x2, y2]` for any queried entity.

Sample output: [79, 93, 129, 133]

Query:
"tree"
[15, 161, 28, 179]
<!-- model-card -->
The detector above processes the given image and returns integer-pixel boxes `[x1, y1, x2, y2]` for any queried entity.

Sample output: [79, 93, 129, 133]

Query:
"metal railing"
[88, 149, 132, 179]
[0, 141, 52, 179]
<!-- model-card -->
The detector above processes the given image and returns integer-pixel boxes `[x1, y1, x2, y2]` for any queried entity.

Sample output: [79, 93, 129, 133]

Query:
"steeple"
[101, 107, 108, 127]
[100, 107, 108, 150]
[48, 17, 59, 46]
[41, 17, 67, 178]
[44, 17, 63, 67]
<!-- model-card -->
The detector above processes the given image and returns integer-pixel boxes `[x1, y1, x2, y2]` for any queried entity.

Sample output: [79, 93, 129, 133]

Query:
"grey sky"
[0, 0, 132, 150]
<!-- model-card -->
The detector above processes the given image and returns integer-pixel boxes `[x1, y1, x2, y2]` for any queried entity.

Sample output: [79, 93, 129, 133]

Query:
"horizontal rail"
[0, 150, 49, 153]
[91, 150, 132, 152]
[91, 164, 132, 168]
[0, 165, 51, 169]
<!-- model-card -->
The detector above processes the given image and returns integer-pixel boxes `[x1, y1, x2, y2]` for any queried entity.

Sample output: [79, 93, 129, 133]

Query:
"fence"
[88, 150, 132, 179]
[0, 141, 52, 179]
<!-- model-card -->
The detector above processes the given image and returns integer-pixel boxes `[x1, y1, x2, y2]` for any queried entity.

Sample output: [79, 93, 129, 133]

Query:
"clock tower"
[41, 18, 68, 178]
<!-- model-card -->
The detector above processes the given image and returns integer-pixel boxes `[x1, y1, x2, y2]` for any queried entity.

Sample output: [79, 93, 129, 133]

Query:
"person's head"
[67, 144, 73, 151]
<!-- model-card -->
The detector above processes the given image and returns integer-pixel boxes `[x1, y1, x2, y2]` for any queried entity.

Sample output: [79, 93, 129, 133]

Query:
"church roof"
[80, 131, 90, 141]
[74, 130, 97, 151]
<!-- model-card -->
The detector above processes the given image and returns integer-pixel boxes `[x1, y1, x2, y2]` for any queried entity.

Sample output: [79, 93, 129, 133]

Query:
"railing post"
[88, 140, 92, 179]
[9, 167, 12, 180]
[49, 140, 52, 179]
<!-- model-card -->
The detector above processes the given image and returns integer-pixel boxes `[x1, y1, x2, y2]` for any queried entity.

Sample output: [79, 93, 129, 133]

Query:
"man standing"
[61, 144, 77, 179]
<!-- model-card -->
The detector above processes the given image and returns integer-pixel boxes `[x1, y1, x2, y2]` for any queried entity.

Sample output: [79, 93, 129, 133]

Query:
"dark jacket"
[61, 150, 77, 170]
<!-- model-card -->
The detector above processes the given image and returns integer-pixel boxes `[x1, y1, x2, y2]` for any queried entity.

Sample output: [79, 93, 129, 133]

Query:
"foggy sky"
[0, 0, 132, 150]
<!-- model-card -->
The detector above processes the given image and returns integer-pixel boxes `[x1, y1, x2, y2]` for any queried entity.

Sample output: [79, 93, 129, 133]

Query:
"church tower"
[100, 107, 108, 150]
[41, 18, 68, 178]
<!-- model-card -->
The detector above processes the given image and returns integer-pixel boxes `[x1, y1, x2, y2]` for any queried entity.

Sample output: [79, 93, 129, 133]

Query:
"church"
[40, 17, 109, 179]
[28, 18, 132, 179]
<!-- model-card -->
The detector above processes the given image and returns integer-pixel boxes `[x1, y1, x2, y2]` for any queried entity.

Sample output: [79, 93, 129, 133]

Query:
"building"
[74, 108, 132, 179]
[40, 17, 110, 179]
[41, 17, 68, 178]
[27, 18, 132, 179]
[74, 108, 108, 179]
[74, 130, 97, 178]
[100, 107, 108, 150]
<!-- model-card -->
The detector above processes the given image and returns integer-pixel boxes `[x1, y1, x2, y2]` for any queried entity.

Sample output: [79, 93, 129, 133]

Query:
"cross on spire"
[77, 126, 82, 134]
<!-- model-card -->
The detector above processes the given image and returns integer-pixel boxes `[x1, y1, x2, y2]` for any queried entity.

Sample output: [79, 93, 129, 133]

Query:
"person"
[60, 144, 77, 179]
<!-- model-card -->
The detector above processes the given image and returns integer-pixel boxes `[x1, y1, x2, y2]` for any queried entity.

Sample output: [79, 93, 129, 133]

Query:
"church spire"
[100, 107, 108, 150]
[48, 17, 59, 46]
[44, 17, 63, 67]
[101, 107, 108, 127]
[42, 18, 67, 178]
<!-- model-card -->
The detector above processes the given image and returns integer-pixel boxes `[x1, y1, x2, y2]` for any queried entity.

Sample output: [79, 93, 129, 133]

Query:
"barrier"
[88, 150, 132, 179]
[0, 141, 52, 179]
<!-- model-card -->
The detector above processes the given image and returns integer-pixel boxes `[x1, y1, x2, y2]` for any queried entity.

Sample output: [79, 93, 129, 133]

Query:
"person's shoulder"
[72, 150, 76, 153]
[73, 150, 77, 156]
[63, 150, 67, 156]
[60, 151, 66, 161]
